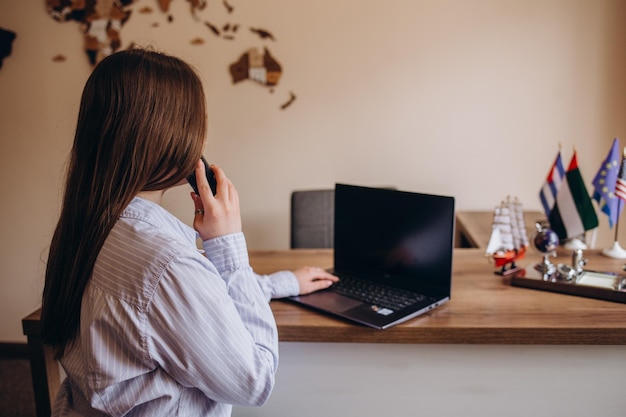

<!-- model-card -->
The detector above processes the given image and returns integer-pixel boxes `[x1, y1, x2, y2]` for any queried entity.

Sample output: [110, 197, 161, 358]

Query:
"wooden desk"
[455, 210, 545, 249]
[23, 248, 626, 417]
[250, 249, 626, 417]
[259, 248, 626, 344]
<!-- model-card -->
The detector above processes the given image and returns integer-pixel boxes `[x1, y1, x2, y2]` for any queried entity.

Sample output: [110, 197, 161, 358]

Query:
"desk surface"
[251, 248, 626, 345]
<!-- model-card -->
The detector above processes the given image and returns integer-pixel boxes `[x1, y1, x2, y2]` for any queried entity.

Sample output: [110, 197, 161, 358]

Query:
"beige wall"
[1, 0, 625, 341]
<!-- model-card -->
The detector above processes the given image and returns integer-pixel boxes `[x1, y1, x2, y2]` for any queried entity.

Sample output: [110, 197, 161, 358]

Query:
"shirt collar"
[122, 196, 198, 244]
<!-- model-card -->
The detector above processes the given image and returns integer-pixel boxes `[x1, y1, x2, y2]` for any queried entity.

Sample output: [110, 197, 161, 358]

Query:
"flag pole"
[615, 199, 621, 242]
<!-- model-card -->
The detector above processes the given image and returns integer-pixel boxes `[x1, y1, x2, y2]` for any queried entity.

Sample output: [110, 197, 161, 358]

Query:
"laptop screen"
[334, 184, 455, 297]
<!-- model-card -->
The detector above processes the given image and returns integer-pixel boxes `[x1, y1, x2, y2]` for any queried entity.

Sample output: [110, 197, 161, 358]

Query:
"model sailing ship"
[485, 196, 529, 275]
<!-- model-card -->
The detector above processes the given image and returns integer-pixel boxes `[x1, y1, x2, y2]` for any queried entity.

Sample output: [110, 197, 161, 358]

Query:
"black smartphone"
[187, 156, 217, 196]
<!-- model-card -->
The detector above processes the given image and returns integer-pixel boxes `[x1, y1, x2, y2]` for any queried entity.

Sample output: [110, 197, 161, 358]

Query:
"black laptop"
[288, 183, 455, 329]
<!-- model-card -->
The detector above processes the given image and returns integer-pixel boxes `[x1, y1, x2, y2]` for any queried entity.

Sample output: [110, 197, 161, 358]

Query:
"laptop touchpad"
[297, 291, 362, 312]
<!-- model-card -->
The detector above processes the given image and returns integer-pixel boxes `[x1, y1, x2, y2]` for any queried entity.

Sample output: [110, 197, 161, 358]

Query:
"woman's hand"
[292, 266, 339, 295]
[190, 160, 242, 241]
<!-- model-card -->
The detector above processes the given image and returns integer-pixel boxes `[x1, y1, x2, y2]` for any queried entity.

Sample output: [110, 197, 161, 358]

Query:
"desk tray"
[511, 264, 626, 304]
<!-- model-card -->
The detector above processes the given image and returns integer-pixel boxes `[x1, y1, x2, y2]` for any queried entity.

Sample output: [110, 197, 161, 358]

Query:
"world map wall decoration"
[44, 0, 296, 109]
[230, 47, 282, 87]
[46, 0, 133, 65]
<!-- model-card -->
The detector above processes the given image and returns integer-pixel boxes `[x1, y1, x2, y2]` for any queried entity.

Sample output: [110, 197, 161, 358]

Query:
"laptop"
[288, 183, 455, 329]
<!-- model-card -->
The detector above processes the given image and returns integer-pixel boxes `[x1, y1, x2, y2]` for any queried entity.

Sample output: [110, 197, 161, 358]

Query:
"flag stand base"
[563, 238, 587, 251]
[601, 241, 626, 259]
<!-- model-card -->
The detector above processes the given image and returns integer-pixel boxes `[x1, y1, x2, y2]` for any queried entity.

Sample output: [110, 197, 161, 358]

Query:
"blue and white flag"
[539, 151, 565, 219]
[592, 138, 622, 228]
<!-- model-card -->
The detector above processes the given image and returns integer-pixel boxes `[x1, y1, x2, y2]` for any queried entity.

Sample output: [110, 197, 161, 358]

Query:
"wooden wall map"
[230, 47, 282, 87]
[46, 0, 133, 65]
[44, 0, 296, 109]
[0, 27, 16, 70]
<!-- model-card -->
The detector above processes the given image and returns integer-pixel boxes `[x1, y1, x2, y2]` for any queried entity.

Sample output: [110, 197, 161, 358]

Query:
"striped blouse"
[52, 197, 299, 417]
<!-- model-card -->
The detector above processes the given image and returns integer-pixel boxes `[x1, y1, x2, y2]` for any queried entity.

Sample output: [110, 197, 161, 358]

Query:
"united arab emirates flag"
[548, 152, 599, 239]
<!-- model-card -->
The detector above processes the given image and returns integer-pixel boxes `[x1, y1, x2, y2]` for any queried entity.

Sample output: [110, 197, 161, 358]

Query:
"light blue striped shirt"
[52, 197, 299, 417]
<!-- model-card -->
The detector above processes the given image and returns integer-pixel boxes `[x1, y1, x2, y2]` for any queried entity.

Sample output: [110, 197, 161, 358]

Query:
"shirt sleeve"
[255, 270, 300, 301]
[146, 232, 278, 407]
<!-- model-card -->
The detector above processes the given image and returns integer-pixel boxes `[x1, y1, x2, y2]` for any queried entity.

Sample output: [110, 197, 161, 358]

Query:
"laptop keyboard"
[331, 274, 425, 311]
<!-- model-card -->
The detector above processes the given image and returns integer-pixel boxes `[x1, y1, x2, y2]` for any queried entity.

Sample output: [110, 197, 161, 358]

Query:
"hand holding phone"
[189, 158, 242, 240]
[187, 156, 217, 196]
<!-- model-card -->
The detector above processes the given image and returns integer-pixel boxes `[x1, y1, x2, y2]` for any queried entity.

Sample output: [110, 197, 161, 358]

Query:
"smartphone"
[187, 156, 217, 196]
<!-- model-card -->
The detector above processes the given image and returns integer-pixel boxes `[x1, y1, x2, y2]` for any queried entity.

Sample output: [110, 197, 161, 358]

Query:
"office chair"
[290, 189, 335, 248]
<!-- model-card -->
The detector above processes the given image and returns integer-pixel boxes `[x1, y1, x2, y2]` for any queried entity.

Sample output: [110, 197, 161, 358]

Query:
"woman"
[40, 48, 337, 416]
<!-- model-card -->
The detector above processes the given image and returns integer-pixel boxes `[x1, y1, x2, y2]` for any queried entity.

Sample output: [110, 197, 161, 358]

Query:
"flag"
[591, 138, 622, 227]
[549, 152, 599, 239]
[539, 151, 565, 219]
[616, 149, 626, 202]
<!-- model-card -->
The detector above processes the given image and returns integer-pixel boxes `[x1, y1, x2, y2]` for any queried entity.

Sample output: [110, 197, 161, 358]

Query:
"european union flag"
[592, 138, 622, 227]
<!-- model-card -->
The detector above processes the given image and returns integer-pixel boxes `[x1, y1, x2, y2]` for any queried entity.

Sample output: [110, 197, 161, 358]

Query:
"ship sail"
[485, 226, 503, 255]
[511, 197, 529, 249]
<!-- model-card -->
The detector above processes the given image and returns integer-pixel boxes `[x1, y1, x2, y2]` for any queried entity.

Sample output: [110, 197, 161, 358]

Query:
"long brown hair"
[41, 48, 207, 358]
